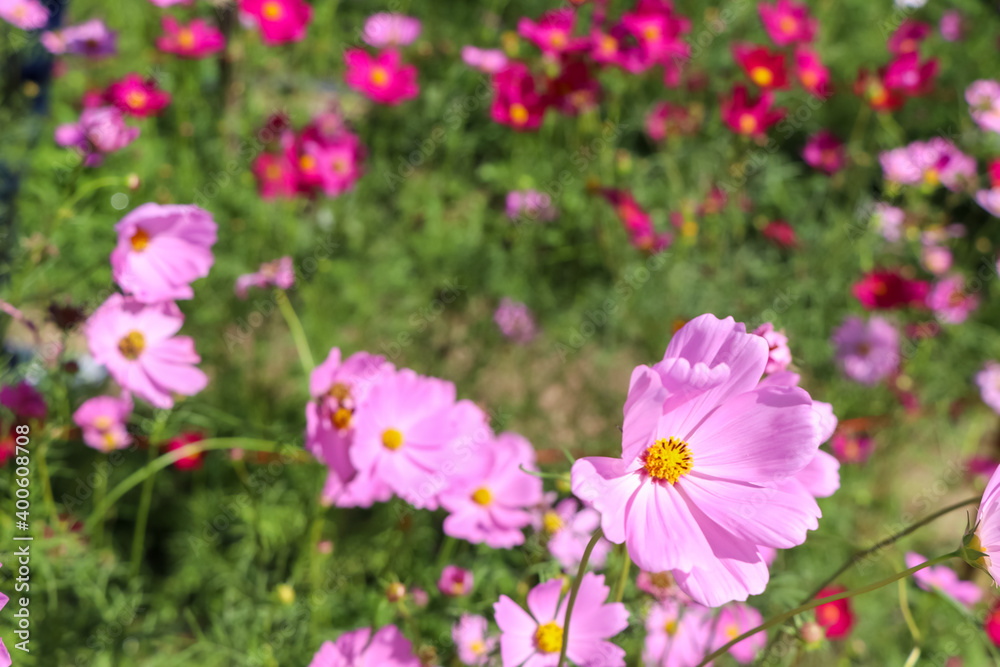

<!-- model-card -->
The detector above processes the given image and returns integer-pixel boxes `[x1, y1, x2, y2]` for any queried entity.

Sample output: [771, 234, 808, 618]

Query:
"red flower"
[720, 84, 785, 137]
[990, 159, 1000, 189]
[852, 269, 930, 310]
[853, 68, 906, 111]
[491, 63, 549, 131]
[888, 20, 930, 55]
[166, 432, 205, 471]
[762, 220, 797, 248]
[884, 53, 938, 97]
[545, 57, 600, 116]
[985, 602, 1000, 646]
[733, 43, 788, 89]
[600, 188, 671, 252]
[814, 586, 855, 639]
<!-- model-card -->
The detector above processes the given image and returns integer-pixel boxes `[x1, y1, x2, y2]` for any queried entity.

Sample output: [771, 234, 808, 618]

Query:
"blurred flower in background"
[493, 298, 537, 344]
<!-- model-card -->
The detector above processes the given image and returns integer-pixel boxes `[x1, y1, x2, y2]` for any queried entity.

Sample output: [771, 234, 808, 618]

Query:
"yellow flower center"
[600, 35, 617, 54]
[102, 431, 118, 451]
[299, 155, 316, 171]
[725, 624, 740, 639]
[800, 69, 818, 88]
[470, 640, 485, 655]
[265, 163, 282, 180]
[382, 428, 404, 450]
[472, 487, 492, 505]
[261, 1, 283, 20]
[664, 619, 678, 635]
[370, 66, 390, 87]
[452, 580, 466, 595]
[750, 66, 774, 87]
[331, 408, 352, 430]
[117, 331, 146, 360]
[131, 228, 150, 251]
[178, 29, 195, 49]
[509, 103, 529, 126]
[643, 437, 693, 484]
[542, 511, 564, 534]
[643, 25, 662, 41]
[534, 622, 563, 653]
[924, 168, 940, 186]
[329, 382, 350, 400]
[779, 16, 797, 34]
[125, 90, 148, 109]
[94, 415, 113, 430]
[549, 31, 567, 48]
[738, 113, 758, 134]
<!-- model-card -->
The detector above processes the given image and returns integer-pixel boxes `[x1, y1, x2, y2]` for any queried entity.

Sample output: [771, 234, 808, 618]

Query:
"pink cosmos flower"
[643, 601, 713, 666]
[619, 2, 692, 83]
[438, 565, 473, 597]
[831, 433, 874, 464]
[637, 571, 695, 604]
[235, 257, 294, 298]
[967, 455, 999, 480]
[85, 295, 208, 409]
[543, 497, 613, 572]
[572, 314, 824, 607]
[803, 131, 845, 174]
[928, 275, 979, 324]
[713, 603, 766, 663]
[157, 17, 226, 58]
[600, 188, 672, 252]
[295, 130, 365, 196]
[976, 362, 1000, 415]
[879, 139, 976, 191]
[351, 368, 489, 510]
[41, 20, 117, 58]
[494, 298, 538, 344]
[461, 46, 509, 74]
[105, 74, 171, 118]
[0, 0, 47, 30]
[73, 394, 133, 452]
[491, 63, 548, 131]
[884, 53, 938, 97]
[305, 348, 395, 508]
[854, 67, 905, 112]
[241, 0, 312, 45]
[721, 84, 785, 137]
[440, 431, 543, 548]
[495, 573, 629, 667]
[507, 190, 557, 222]
[752, 322, 791, 374]
[906, 552, 982, 607]
[966, 80, 1000, 134]
[308, 625, 420, 667]
[830, 315, 900, 385]
[969, 468, 1000, 588]
[940, 11, 963, 42]
[452, 614, 497, 666]
[732, 43, 788, 90]
[0, 382, 46, 419]
[758, 0, 816, 46]
[344, 48, 418, 105]
[252, 153, 298, 199]
[362, 13, 420, 48]
[888, 20, 930, 55]
[518, 8, 582, 55]
[975, 189, 1000, 218]
[55, 106, 140, 166]
[794, 48, 831, 98]
[873, 204, 905, 242]
[147, 0, 192, 5]
[111, 203, 217, 303]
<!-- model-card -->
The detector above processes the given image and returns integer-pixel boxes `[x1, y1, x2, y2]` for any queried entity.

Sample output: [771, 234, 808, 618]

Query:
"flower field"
[2, 0, 1000, 665]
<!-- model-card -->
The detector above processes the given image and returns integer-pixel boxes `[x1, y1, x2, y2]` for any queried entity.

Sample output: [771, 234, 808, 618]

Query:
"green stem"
[129, 426, 164, 578]
[36, 436, 58, 522]
[92, 469, 107, 549]
[696, 552, 958, 667]
[557, 529, 603, 667]
[898, 576, 920, 643]
[62, 176, 123, 212]
[84, 438, 280, 534]
[276, 289, 314, 374]
[613, 544, 630, 603]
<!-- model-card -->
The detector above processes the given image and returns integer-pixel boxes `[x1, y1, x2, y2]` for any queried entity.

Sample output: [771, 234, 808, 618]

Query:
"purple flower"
[235, 256, 295, 298]
[802, 130, 845, 174]
[0, 382, 46, 419]
[494, 298, 537, 344]
[41, 19, 117, 58]
[55, 107, 139, 166]
[976, 361, 1000, 415]
[831, 315, 900, 385]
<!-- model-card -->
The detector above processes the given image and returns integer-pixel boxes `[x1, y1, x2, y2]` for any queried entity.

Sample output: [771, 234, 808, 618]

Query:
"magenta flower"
[976, 362, 1000, 415]
[494, 298, 538, 344]
[803, 131, 845, 174]
[906, 552, 982, 607]
[85, 295, 208, 409]
[940, 11, 964, 42]
[966, 80, 1000, 134]
[830, 315, 899, 385]
[240, 0, 312, 45]
[157, 17, 226, 58]
[495, 573, 629, 667]
[619, 3, 691, 82]
[888, 20, 930, 55]
[0, 382, 46, 419]
[491, 63, 548, 131]
[928, 275, 979, 324]
[884, 53, 938, 97]
[351, 368, 489, 509]
[55, 106, 140, 166]
[440, 431, 543, 547]
[572, 314, 824, 606]
[452, 614, 497, 666]
[307, 625, 420, 667]
[110, 203, 217, 303]
[147, 0, 192, 5]
[73, 394, 133, 452]
[794, 48, 830, 98]
[105, 74, 171, 118]
[305, 348, 395, 508]
[831, 433, 874, 464]
[461, 46, 509, 74]
[643, 601, 713, 666]
[0, 0, 47, 30]
[518, 8, 583, 55]
[344, 48, 418, 105]
[752, 322, 791, 374]
[758, 0, 816, 46]
[253, 153, 298, 199]
[542, 497, 613, 572]
[362, 13, 420, 48]
[295, 130, 365, 196]
[438, 565, 473, 597]
[41, 20, 117, 58]
[235, 257, 294, 298]
[720, 84, 785, 137]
